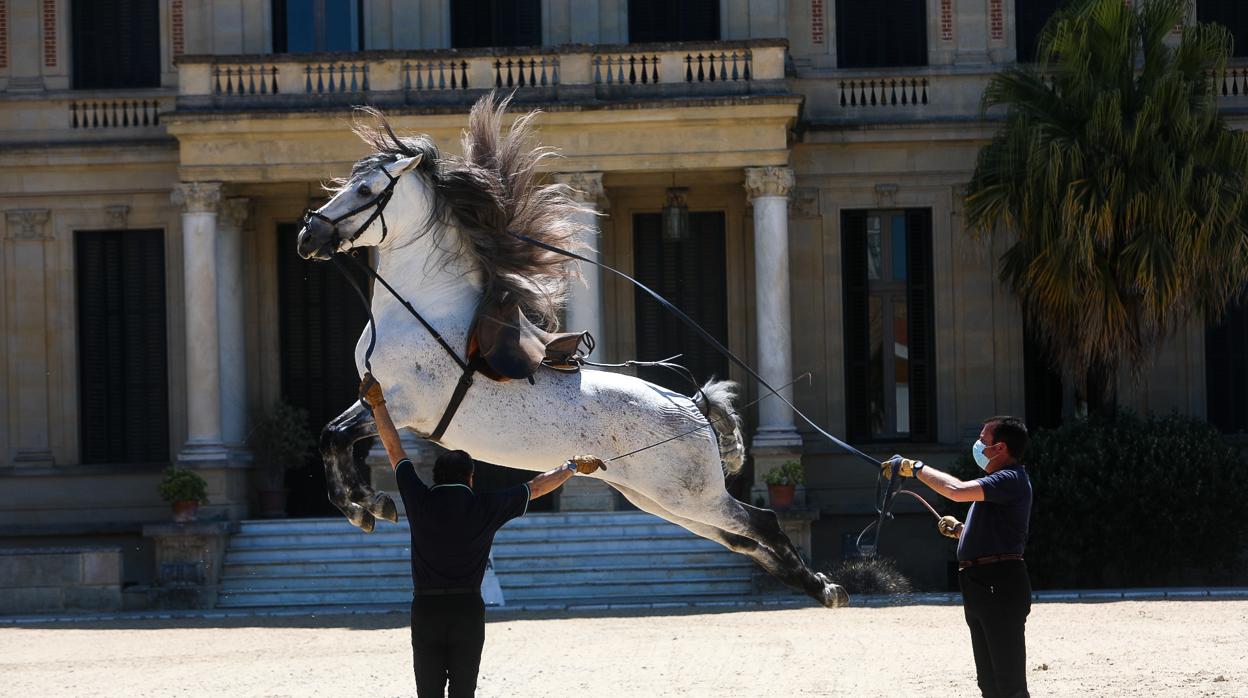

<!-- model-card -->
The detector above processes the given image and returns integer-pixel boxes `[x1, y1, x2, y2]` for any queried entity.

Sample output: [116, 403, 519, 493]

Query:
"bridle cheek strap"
[303, 168, 401, 251]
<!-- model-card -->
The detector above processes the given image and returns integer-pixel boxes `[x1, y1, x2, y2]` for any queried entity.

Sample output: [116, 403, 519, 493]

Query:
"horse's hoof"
[371, 492, 399, 523]
[346, 505, 376, 534]
[816, 573, 850, 609]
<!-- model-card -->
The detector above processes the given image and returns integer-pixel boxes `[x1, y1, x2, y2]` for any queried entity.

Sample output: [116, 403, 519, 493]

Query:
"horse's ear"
[384, 155, 423, 178]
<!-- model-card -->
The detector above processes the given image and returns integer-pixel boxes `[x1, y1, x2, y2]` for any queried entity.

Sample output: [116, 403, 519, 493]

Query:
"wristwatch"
[563, 460, 578, 474]
[912, 460, 925, 475]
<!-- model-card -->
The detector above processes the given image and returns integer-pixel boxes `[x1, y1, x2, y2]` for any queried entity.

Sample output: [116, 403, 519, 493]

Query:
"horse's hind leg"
[320, 401, 396, 532]
[610, 483, 847, 608]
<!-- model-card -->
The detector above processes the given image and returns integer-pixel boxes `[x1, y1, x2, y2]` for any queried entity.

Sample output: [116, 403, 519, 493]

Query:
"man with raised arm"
[360, 374, 604, 698]
[884, 415, 1033, 698]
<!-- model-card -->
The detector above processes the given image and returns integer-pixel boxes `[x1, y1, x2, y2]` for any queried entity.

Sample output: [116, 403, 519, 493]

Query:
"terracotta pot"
[768, 484, 796, 511]
[259, 489, 289, 519]
[171, 500, 199, 523]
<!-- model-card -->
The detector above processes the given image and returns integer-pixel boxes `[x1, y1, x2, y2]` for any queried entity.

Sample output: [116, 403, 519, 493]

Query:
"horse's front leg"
[319, 400, 396, 532]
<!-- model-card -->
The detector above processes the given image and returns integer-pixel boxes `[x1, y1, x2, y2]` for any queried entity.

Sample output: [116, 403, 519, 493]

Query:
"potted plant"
[159, 466, 209, 522]
[248, 400, 315, 518]
[763, 460, 805, 511]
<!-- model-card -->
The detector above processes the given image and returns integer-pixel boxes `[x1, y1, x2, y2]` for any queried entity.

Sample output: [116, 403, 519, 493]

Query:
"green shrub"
[249, 401, 316, 489]
[763, 460, 805, 486]
[945, 411, 1248, 588]
[158, 467, 208, 504]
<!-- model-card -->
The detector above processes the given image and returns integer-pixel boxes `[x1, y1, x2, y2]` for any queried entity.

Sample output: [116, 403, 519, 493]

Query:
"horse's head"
[297, 110, 440, 261]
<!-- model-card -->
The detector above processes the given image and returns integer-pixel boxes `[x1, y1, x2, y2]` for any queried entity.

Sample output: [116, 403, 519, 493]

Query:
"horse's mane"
[346, 95, 591, 330]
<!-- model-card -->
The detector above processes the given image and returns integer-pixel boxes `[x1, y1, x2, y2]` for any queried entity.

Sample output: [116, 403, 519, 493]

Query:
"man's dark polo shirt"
[396, 458, 529, 589]
[956, 463, 1032, 562]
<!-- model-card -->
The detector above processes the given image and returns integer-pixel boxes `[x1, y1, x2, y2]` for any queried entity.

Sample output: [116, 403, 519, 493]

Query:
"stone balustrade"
[0, 89, 174, 142]
[175, 40, 788, 110]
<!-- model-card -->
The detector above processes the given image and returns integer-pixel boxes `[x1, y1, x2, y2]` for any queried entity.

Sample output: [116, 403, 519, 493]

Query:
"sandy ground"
[1, 600, 1246, 697]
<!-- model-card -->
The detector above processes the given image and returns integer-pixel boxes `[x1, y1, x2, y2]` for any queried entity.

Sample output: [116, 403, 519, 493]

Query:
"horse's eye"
[357, 184, 372, 197]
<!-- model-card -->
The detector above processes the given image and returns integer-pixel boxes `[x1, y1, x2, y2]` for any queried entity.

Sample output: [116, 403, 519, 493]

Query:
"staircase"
[216, 511, 759, 610]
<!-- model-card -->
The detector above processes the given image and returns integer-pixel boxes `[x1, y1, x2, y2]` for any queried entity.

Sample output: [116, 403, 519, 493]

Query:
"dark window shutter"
[72, 0, 160, 89]
[905, 209, 936, 441]
[1015, 0, 1063, 63]
[633, 212, 729, 392]
[1207, 298, 1248, 432]
[842, 211, 872, 441]
[837, 0, 927, 69]
[453, 0, 542, 48]
[76, 230, 168, 464]
[1198, 0, 1248, 58]
[628, 0, 719, 43]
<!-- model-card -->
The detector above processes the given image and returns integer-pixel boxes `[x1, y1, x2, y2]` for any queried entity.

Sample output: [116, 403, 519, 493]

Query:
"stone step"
[226, 522, 687, 549]
[224, 536, 724, 564]
[215, 578, 754, 608]
[235, 511, 661, 535]
[220, 563, 752, 592]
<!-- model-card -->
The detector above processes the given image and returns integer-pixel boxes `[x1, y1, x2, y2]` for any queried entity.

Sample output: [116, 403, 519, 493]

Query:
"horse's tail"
[695, 379, 746, 477]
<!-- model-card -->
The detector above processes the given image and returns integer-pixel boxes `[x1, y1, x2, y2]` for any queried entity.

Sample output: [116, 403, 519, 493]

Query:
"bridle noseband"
[302, 167, 402, 253]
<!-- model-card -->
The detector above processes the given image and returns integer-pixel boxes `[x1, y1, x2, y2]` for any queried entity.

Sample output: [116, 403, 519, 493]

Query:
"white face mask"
[972, 439, 991, 470]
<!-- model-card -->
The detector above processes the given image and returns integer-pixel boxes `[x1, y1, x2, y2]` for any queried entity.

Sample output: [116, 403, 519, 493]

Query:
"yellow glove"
[881, 454, 923, 479]
[359, 372, 385, 408]
[570, 455, 606, 475]
[938, 515, 963, 539]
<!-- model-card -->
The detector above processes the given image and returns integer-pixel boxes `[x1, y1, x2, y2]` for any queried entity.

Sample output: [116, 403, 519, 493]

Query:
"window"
[842, 210, 936, 441]
[628, 0, 720, 43]
[451, 0, 542, 49]
[1207, 299, 1248, 433]
[836, 0, 927, 69]
[1016, 0, 1062, 63]
[76, 230, 169, 464]
[272, 0, 364, 53]
[71, 0, 160, 89]
[1198, 0, 1248, 58]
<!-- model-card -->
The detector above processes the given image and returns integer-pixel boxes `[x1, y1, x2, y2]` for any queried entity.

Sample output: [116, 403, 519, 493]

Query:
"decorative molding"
[874, 183, 899, 208]
[792, 189, 820, 219]
[220, 197, 253, 230]
[5, 209, 51, 240]
[553, 172, 608, 210]
[41, 0, 55, 68]
[104, 205, 130, 229]
[989, 0, 1004, 42]
[744, 166, 795, 200]
[171, 182, 223, 213]
[811, 0, 825, 45]
[171, 0, 185, 57]
[940, 0, 954, 42]
[0, 0, 9, 71]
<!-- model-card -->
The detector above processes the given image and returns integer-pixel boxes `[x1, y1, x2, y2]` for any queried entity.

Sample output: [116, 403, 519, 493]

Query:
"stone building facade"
[2, 0, 1246, 591]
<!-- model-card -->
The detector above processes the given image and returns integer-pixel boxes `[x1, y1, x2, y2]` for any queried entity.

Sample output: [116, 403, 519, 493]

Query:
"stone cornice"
[4, 209, 51, 240]
[744, 166, 795, 200]
[171, 182, 223, 213]
[553, 172, 607, 209]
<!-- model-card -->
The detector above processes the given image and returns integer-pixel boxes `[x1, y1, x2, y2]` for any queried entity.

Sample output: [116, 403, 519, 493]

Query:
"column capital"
[553, 171, 608, 210]
[744, 166, 795, 201]
[220, 197, 253, 230]
[171, 182, 223, 213]
[5, 209, 51, 240]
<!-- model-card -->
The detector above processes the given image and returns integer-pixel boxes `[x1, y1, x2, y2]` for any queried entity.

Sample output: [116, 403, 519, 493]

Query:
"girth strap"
[430, 360, 480, 443]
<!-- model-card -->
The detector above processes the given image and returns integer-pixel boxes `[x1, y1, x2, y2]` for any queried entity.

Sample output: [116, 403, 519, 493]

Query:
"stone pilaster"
[217, 197, 250, 449]
[553, 172, 607, 353]
[171, 182, 226, 463]
[745, 166, 803, 504]
[5, 208, 54, 465]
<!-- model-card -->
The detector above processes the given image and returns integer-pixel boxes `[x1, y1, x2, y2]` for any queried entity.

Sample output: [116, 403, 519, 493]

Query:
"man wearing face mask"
[884, 415, 1033, 698]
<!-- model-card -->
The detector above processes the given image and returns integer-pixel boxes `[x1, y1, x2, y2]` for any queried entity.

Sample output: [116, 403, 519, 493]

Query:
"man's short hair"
[433, 450, 474, 485]
[985, 416, 1029, 460]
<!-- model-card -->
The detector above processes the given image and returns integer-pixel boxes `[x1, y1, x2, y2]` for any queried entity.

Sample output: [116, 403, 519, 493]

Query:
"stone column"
[171, 183, 226, 463]
[4, 209, 54, 465]
[553, 172, 607, 352]
[216, 198, 250, 449]
[745, 167, 803, 504]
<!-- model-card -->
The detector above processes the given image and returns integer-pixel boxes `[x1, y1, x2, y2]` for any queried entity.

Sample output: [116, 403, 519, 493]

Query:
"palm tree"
[965, 0, 1248, 413]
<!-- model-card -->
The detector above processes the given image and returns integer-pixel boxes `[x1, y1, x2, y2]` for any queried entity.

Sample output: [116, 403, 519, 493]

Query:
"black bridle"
[302, 167, 402, 251]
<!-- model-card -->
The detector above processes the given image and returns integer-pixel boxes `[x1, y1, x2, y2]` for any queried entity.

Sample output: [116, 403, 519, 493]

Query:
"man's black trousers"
[411, 593, 485, 698]
[958, 560, 1032, 698]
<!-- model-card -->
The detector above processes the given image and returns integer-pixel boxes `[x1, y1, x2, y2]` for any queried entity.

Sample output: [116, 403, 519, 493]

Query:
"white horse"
[296, 96, 847, 608]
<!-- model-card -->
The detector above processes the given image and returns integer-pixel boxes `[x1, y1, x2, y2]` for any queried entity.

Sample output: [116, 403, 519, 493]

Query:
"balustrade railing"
[176, 40, 786, 108]
[1211, 66, 1248, 99]
[838, 78, 929, 108]
[70, 98, 165, 129]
